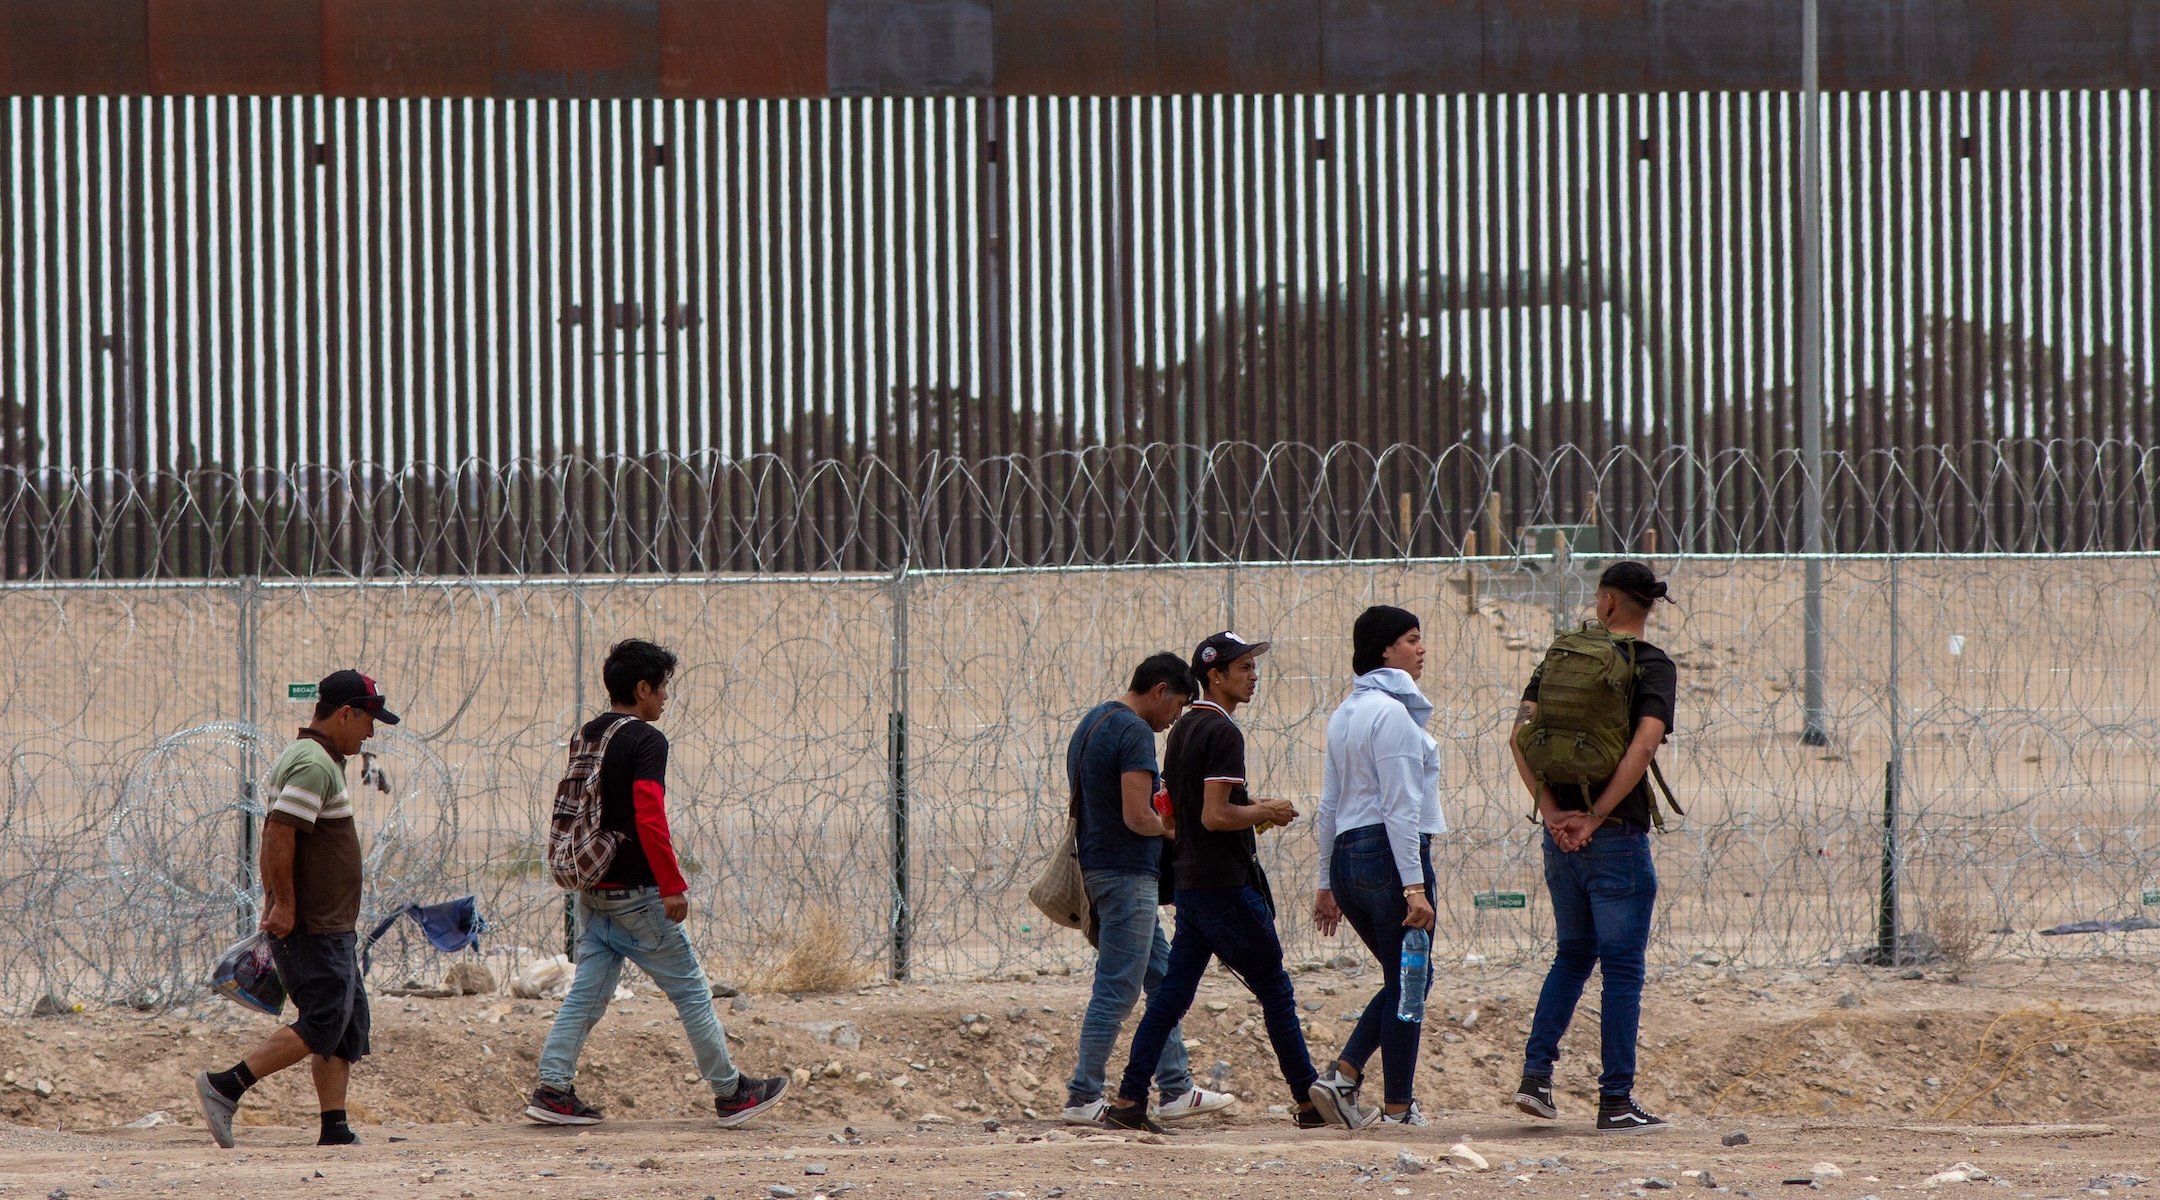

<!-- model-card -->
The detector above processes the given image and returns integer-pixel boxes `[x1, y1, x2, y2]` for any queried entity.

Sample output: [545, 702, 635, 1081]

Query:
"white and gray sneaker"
[1061, 1099, 1109, 1125]
[1155, 1087, 1238, 1122]
[1379, 1101, 1430, 1126]
[193, 1071, 238, 1149]
[1306, 1068, 1381, 1130]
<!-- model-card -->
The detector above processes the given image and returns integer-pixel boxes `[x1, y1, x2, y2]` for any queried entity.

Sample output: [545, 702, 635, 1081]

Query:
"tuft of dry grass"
[1929, 895, 1981, 965]
[753, 906, 870, 995]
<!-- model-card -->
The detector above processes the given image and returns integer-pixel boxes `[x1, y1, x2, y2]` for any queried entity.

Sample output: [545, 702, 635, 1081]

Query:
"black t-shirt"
[1163, 701, 1263, 891]
[1521, 638, 1678, 831]
[584, 713, 670, 889]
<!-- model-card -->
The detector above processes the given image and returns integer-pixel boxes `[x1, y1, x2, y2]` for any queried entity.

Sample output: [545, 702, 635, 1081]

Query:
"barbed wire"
[4, 438, 2159, 579]
[2, 551, 2156, 1013]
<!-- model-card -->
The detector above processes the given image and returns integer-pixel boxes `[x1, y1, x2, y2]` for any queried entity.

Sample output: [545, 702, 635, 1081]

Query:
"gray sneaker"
[194, 1072, 238, 1148]
[1306, 1068, 1380, 1130]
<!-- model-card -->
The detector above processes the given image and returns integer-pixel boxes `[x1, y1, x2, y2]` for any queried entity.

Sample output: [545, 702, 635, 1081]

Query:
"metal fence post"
[889, 564, 913, 982]
[236, 577, 261, 940]
[1799, 0, 1831, 747]
[565, 583, 584, 961]
[1874, 554, 1904, 965]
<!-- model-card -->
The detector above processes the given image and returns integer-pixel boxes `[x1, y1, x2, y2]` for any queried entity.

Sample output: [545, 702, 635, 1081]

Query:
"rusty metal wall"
[0, 90, 2155, 574]
[4, 1, 2158, 98]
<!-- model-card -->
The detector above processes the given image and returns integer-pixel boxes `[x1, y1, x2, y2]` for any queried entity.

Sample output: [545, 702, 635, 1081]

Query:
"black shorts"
[271, 931, 371, 1063]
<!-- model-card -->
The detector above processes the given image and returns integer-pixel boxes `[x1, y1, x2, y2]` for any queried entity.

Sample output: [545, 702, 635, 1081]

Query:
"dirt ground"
[2, 957, 2157, 1200]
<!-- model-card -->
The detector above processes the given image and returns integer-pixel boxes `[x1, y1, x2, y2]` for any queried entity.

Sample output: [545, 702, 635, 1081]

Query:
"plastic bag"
[209, 931, 287, 1016]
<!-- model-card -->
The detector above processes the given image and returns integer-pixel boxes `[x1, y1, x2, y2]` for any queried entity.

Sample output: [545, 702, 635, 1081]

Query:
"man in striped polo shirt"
[195, 670, 398, 1149]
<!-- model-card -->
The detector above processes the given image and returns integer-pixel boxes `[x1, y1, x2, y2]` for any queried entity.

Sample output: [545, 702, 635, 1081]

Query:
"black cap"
[319, 669, 401, 725]
[1190, 631, 1270, 679]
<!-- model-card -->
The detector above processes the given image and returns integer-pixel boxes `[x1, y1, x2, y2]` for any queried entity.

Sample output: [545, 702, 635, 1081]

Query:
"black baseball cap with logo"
[1189, 631, 1270, 680]
[318, 669, 401, 725]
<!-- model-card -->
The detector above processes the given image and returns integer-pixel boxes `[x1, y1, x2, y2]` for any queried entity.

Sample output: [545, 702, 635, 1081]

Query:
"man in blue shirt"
[1061, 652, 1236, 1126]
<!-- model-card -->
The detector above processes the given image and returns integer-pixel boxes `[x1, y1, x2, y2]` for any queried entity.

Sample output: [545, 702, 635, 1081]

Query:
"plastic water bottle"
[1396, 927, 1431, 1023]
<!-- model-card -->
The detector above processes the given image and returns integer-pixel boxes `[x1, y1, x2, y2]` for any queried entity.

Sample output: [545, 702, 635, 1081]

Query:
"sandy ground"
[2, 958, 2157, 1199]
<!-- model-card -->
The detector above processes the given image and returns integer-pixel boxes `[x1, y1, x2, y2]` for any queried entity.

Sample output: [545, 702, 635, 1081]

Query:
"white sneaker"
[1155, 1087, 1238, 1121]
[1379, 1101, 1430, 1126]
[1061, 1099, 1108, 1125]
[1306, 1068, 1381, 1130]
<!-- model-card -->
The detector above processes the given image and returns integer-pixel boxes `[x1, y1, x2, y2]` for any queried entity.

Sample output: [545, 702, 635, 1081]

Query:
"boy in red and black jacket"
[525, 639, 789, 1129]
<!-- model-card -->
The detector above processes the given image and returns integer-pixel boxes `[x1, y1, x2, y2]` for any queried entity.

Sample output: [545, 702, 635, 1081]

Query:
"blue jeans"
[1521, 825, 1658, 1096]
[1067, 869, 1192, 1107]
[537, 887, 739, 1096]
[1117, 885, 1317, 1107]
[1328, 825, 1438, 1105]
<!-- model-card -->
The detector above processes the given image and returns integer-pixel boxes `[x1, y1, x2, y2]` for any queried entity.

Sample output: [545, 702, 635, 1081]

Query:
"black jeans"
[1116, 884, 1317, 1107]
[1328, 825, 1437, 1105]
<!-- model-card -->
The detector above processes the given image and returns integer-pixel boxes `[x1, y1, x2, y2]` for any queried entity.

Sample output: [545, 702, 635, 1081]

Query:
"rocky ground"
[1, 956, 2156, 1200]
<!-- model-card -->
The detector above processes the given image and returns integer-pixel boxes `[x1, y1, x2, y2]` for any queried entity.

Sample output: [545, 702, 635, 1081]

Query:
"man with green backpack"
[1508, 561, 1681, 1135]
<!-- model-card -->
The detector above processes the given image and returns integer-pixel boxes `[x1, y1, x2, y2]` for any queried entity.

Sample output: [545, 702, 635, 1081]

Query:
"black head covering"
[1352, 605, 1422, 676]
[1598, 560, 1670, 609]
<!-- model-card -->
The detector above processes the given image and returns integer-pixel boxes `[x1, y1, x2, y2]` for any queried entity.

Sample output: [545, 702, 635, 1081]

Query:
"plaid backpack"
[547, 715, 638, 889]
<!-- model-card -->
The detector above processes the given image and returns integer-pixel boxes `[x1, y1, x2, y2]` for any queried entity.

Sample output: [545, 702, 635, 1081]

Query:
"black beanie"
[1352, 605, 1422, 676]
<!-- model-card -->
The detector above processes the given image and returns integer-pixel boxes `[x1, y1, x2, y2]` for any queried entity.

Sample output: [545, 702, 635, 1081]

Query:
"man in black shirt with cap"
[1103, 632, 1328, 1133]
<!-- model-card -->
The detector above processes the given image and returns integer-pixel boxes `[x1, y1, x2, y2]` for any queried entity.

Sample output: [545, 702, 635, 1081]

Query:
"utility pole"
[1799, 0, 1830, 746]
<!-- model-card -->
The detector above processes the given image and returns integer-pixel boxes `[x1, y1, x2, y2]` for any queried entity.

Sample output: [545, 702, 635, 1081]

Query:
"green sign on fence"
[288, 682, 318, 701]
[1472, 891, 1528, 910]
[2142, 887, 2160, 907]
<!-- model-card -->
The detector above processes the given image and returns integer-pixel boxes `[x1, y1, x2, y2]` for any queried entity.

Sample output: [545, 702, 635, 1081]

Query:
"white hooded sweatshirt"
[1315, 666, 1446, 889]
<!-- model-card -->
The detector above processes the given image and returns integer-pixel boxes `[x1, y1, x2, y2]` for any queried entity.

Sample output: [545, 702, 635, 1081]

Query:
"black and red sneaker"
[714, 1075, 789, 1129]
[524, 1085, 603, 1126]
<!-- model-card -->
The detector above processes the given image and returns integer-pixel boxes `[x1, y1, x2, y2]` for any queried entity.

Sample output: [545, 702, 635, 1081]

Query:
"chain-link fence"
[3, 549, 2156, 1012]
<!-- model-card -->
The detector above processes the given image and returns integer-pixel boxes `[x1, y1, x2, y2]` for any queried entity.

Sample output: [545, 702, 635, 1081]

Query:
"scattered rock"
[1814, 1164, 1845, 1179]
[769, 1187, 798, 1199]
[917, 1113, 953, 1124]
[2052, 1043, 2071, 1056]
[981, 1119, 1001, 1132]
[31, 995, 74, 1017]
[804, 1164, 828, 1177]
[1397, 1151, 1429, 1175]
[731, 995, 754, 1011]
[1899, 969, 1926, 981]
[48, 1189, 68, 1200]
[445, 961, 496, 995]
[1836, 992, 1861, 1009]
[1461, 1008, 1480, 1031]
[710, 982, 741, 999]
[1722, 1130, 1752, 1147]
[1923, 1164, 1989, 1188]
[126, 1111, 173, 1128]
[790, 1067, 813, 1087]
[635, 1158, 661, 1170]
[1447, 1144, 1490, 1172]
[1646, 1180, 1676, 1190]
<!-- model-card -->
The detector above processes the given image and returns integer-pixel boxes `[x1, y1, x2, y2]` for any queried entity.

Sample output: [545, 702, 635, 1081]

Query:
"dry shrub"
[754, 906, 869, 994]
[1930, 895, 1981, 966]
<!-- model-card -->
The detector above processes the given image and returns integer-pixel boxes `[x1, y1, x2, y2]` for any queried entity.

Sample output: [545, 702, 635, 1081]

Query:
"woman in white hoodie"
[1305, 606, 1445, 1128]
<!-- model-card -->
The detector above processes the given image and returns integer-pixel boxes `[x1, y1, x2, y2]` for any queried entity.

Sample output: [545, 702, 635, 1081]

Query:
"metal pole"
[1800, 0, 1830, 746]
[236, 578, 261, 940]
[889, 564, 913, 982]
[1875, 554, 1902, 964]
[565, 584, 584, 961]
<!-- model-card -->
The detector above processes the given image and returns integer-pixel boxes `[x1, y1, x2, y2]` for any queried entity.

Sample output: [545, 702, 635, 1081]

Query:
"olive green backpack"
[1514, 621, 1683, 831]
